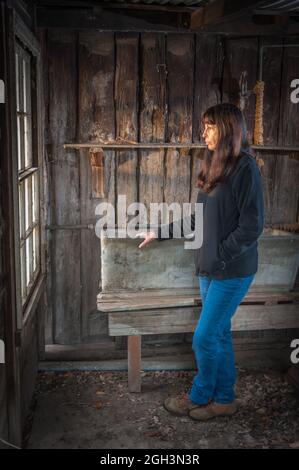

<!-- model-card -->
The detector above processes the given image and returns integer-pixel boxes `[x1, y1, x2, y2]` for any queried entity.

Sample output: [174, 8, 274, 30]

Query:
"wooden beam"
[63, 143, 299, 152]
[35, 0, 197, 14]
[190, 0, 264, 29]
[108, 303, 299, 336]
[36, 6, 190, 32]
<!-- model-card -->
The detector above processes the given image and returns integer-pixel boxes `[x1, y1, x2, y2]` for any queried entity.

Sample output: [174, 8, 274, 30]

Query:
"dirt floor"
[25, 368, 299, 449]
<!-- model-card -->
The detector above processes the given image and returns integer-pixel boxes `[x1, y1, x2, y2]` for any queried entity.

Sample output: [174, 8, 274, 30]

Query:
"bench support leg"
[128, 335, 141, 393]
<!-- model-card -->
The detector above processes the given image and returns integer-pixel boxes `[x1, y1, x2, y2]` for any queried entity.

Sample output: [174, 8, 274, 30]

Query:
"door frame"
[0, 1, 22, 447]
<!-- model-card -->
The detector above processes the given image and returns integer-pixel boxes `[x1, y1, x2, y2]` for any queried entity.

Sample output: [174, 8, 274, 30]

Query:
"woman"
[136, 103, 264, 421]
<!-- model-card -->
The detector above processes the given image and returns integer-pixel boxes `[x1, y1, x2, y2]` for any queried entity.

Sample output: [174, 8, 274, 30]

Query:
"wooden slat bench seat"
[97, 288, 299, 392]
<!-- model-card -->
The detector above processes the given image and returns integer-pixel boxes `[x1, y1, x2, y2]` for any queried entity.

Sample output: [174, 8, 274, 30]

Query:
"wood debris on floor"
[25, 369, 299, 449]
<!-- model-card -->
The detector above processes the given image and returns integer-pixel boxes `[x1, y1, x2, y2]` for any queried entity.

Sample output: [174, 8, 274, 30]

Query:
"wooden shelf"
[64, 143, 206, 149]
[64, 143, 299, 152]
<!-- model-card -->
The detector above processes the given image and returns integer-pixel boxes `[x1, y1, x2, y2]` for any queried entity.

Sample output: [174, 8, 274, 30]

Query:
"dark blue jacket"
[157, 151, 265, 279]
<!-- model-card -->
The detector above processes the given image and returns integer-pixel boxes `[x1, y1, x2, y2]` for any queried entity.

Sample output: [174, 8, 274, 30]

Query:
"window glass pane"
[32, 171, 39, 224]
[25, 176, 33, 233]
[17, 115, 22, 170]
[25, 235, 34, 290]
[24, 115, 32, 168]
[23, 57, 31, 114]
[19, 179, 25, 240]
[22, 59, 27, 112]
[33, 226, 40, 273]
[25, 236, 30, 289]
[20, 244, 26, 305]
[15, 53, 20, 112]
[25, 177, 29, 232]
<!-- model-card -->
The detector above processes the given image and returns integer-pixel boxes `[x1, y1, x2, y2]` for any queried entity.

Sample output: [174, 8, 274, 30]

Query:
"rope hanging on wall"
[237, 76, 265, 172]
[253, 80, 265, 146]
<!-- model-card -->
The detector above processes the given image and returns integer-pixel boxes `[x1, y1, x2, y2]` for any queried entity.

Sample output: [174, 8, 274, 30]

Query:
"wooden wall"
[0, 2, 9, 445]
[41, 30, 299, 347]
[0, 170, 9, 444]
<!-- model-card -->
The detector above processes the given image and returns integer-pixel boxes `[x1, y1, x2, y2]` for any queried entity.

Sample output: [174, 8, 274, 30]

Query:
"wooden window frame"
[12, 13, 45, 327]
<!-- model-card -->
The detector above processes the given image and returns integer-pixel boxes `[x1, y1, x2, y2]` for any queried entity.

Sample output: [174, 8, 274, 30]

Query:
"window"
[15, 42, 40, 307]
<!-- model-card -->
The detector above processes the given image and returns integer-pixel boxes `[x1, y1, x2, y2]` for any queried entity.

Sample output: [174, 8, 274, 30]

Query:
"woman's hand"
[135, 230, 156, 249]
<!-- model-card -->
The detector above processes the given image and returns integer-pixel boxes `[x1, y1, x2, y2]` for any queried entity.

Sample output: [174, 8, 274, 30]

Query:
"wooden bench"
[97, 234, 299, 392]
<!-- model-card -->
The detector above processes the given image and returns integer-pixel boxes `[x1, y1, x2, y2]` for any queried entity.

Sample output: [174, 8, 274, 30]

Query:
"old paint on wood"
[48, 31, 81, 343]
[108, 303, 299, 336]
[78, 32, 116, 341]
[164, 34, 194, 216]
[115, 33, 139, 224]
[139, 34, 166, 217]
[222, 37, 258, 143]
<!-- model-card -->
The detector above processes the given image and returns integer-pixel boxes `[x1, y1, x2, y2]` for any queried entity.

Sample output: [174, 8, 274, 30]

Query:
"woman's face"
[202, 123, 219, 151]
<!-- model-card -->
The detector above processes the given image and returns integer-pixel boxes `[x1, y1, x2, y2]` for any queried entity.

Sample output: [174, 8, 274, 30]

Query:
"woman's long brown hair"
[197, 103, 251, 193]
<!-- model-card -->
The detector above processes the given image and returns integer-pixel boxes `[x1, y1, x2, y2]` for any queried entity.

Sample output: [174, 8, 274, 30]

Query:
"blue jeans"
[188, 274, 255, 405]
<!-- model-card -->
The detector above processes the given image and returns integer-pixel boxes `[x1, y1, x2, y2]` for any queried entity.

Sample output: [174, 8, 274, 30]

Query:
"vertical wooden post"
[128, 335, 141, 393]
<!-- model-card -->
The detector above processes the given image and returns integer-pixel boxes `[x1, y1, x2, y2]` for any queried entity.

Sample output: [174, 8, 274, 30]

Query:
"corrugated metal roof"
[258, 0, 299, 12]
[101, 0, 209, 6]
[100, 0, 299, 9]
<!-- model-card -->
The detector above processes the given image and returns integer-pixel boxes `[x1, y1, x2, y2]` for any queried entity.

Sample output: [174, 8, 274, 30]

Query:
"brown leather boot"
[163, 392, 201, 416]
[189, 401, 238, 421]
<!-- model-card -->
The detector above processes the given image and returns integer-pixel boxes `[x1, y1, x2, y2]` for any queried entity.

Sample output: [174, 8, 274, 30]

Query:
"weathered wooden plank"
[164, 34, 194, 217]
[139, 34, 166, 214]
[232, 304, 299, 332]
[48, 30, 81, 343]
[109, 306, 199, 336]
[78, 32, 115, 206]
[279, 39, 299, 147]
[222, 37, 258, 143]
[115, 34, 139, 224]
[108, 303, 299, 336]
[53, 230, 81, 343]
[98, 288, 299, 303]
[188, 35, 212, 203]
[98, 294, 299, 313]
[98, 287, 199, 299]
[259, 38, 283, 146]
[36, 29, 52, 346]
[0, 288, 8, 442]
[190, 148, 204, 204]
[38, 29, 53, 345]
[257, 151, 277, 226]
[0, 66, 7, 434]
[78, 32, 116, 341]
[287, 366, 299, 394]
[128, 336, 141, 393]
[273, 39, 299, 226]
[99, 296, 198, 312]
[271, 154, 299, 225]
[20, 300, 39, 426]
[193, 34, 223, 143]
[0, 5, 22, 445]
